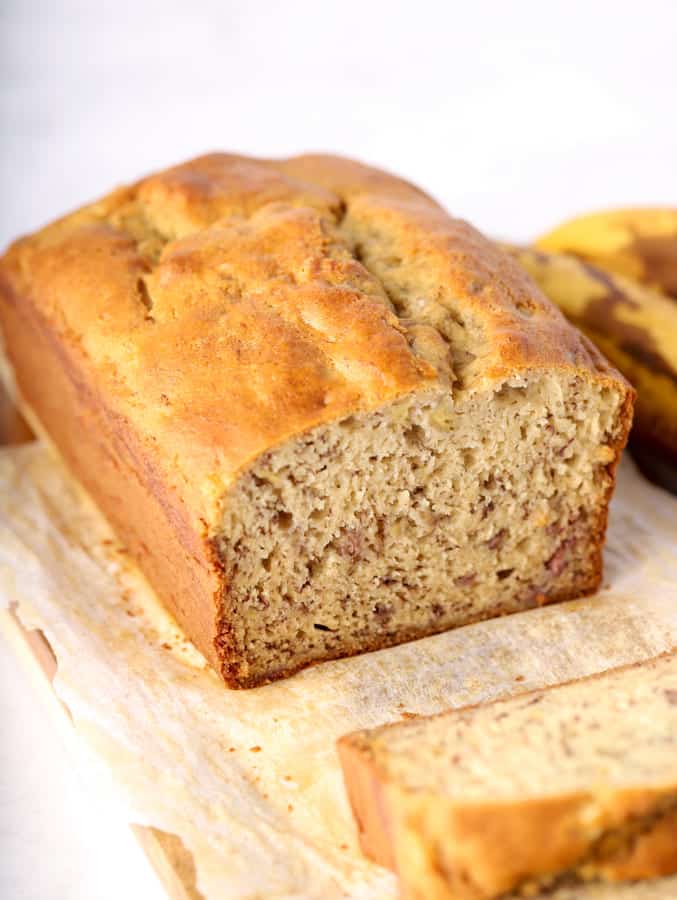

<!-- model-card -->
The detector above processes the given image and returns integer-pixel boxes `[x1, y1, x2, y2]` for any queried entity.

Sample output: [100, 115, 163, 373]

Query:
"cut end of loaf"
[215, 369, 627, 688]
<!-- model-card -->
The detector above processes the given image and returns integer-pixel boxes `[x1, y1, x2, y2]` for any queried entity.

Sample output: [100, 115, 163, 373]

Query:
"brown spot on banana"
[578, 264, 677, 387]
[625, 231, 677, 299]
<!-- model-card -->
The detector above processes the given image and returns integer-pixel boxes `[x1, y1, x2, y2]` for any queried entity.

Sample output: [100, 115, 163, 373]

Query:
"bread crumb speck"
[250, 745, 262, 752]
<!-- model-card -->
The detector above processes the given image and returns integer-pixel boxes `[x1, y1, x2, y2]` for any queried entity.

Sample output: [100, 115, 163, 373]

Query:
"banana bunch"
[509, 221, 677, 470]
[536, 209, 677, 299]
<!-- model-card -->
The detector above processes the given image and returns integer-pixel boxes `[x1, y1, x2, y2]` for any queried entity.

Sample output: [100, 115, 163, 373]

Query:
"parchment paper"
[1, 440, 677, 900]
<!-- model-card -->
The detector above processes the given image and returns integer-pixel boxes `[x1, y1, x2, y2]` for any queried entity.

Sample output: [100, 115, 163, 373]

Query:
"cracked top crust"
[0, 153, 628, 524]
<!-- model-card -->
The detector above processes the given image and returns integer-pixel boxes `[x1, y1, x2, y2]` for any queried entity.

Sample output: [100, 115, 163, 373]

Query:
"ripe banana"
[536, 209, 677, 300]
[510, 246, 677, 464]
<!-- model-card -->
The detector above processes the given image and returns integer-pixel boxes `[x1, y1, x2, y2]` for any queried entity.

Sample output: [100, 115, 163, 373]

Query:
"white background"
[1, 1, 676, 897]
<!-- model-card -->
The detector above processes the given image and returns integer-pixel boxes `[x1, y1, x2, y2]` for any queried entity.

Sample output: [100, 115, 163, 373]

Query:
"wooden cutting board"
[0, 608, 201, 900]
[0, 384, 200, 900]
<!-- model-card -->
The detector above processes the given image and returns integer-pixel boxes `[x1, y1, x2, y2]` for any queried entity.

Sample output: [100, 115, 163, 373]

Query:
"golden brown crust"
[338, 654, 677, 898]
[279, 155, 634, 390]
[0, 153, 633, 686]
[389, 792, 677, 899]
[340, 729, 677, 899]
[597, 807, 677, 882]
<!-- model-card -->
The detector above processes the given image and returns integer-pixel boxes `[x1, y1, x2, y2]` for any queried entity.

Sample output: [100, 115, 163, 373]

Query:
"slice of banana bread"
[0, 154, 633, 687]
[338, 653, 677, 899]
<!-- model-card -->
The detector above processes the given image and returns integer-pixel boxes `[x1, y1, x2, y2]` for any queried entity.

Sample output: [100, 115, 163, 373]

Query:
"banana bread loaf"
[338, 652, 677, 899]
[0, 153, 633, 687]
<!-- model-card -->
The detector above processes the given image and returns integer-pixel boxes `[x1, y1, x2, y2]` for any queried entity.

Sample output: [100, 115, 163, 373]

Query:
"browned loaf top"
[0, 154, 634, 686]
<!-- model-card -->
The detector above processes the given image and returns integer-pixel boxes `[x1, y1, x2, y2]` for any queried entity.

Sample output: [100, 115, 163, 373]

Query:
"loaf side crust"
[0, 273, 226, 672]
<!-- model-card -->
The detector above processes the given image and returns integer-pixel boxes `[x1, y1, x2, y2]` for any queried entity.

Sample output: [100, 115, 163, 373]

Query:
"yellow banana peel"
[510, 246, 677, 462]
[536, 209, 677, 299]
